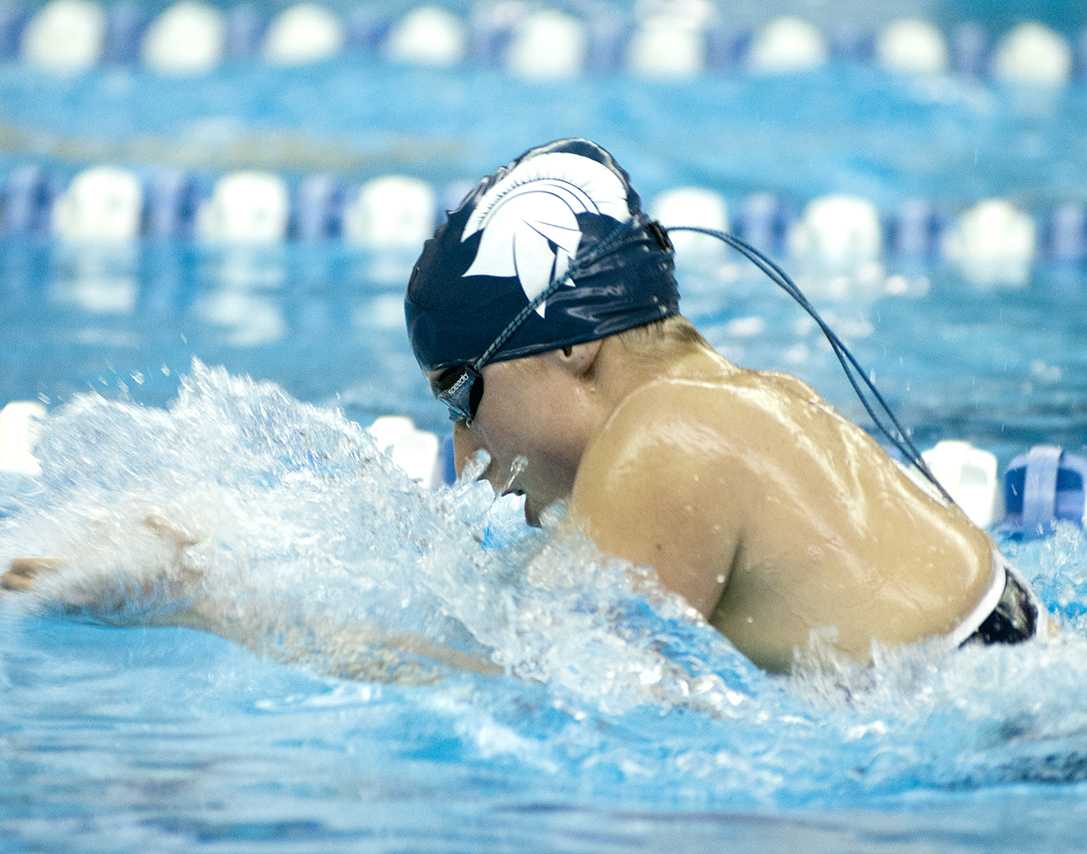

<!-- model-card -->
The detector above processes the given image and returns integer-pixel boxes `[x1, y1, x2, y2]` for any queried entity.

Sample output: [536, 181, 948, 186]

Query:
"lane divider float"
[3, 163, 1085, 286]
[1, 2, 1085, 87]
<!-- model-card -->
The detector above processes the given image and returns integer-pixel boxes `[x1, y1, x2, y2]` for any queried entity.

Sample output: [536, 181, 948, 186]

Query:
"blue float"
[1003, 446, 1087, 536]
[225, 3, 266, 59]
[1045, 203, 1087, 261]
[293, 174, 346, 241]
[0, 4, 26, 60]
[950, 21, 990, 75]
[1, 166, 61, 235]
[144, 169, 208, 240]
[733, 194, 793, 254]
[103, 1, 148, 64]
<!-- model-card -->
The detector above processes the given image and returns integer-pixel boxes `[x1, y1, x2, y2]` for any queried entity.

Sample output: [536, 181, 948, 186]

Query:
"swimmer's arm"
[0, 520, 499, 680]
[567, 385, 747, 618]
[0, 514, 204, 620]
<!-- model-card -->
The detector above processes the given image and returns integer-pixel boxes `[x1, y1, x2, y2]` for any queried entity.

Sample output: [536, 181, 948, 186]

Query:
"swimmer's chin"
[521, 495, 568, 529]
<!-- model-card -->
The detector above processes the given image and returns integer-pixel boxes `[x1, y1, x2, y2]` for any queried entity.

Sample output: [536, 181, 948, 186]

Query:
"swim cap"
[405, 138, 679, 372]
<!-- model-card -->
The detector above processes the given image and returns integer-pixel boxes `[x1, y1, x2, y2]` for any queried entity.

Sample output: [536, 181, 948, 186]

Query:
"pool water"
[3, 17, 1087, 854]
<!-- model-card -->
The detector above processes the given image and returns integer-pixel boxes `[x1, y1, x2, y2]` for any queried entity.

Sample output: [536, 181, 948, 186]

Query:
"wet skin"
[430, 337, 996, 673]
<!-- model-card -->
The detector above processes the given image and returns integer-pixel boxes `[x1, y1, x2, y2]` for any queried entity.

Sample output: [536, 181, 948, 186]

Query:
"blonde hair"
[612, 314, 711, 362]
[506, 315, 710, 375]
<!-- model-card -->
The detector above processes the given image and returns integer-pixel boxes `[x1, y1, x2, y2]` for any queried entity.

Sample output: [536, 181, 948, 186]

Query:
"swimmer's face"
[427, 352, 587, 525]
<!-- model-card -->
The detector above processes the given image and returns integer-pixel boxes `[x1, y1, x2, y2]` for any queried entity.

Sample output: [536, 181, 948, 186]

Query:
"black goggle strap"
[666, 225, 954, 507]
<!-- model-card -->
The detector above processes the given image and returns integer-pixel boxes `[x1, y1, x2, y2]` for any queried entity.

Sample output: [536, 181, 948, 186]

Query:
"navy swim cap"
[405, 138, 680, 372]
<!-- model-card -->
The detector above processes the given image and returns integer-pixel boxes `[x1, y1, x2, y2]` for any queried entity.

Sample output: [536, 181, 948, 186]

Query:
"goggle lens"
[437, 365, 484, 424]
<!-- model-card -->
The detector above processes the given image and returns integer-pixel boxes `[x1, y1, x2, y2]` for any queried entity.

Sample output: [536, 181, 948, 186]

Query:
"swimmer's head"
[405, 138, 679, 375]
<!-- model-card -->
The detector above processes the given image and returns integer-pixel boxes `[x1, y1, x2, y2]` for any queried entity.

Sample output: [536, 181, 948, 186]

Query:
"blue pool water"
[3, 12, 1087, 854]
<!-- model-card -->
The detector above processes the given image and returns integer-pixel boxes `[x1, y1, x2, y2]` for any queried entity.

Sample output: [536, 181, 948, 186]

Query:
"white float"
[650, 187, 729, 261]
[921, 440, 1003, 528]
[627, 16, 706, 79]
[0, 402, 46, 478]
[263, 3, 345, 66]
[51, 166, 143, 243]
[195, 172, 290, 243]
[383, 5, 467, 68]
[21, 0, 106, 74]
[506, 10, 587, 80]
[787, 195, 883, 273]
[747, 17, 827, 74]
[875, 18, 949, 75]
[991, 22, 1072, 87]
[942, 199, 1036, 287]
[342, 176, 436, 250]
[368, 416, 442, 487]
[141, 1, 226, 76]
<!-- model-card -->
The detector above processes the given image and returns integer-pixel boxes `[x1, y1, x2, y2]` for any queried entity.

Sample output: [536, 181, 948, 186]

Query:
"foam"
[0, 363, 752, 711]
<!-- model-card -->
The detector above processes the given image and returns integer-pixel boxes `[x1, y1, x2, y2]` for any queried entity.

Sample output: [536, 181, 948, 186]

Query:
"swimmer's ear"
[550, 339, 603, 378]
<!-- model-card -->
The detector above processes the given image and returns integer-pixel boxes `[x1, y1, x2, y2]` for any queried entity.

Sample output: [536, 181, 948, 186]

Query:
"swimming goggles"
[434, 270, 575, 425]
[435, 217, 668, 426]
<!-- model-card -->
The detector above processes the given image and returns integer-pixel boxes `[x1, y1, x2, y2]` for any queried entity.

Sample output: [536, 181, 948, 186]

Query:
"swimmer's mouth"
[502, 488, 526, 497]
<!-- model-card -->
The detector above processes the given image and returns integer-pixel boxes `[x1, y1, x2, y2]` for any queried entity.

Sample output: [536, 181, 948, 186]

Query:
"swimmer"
[0, 139, 1049, 676]
[407, 138, 1049, 672]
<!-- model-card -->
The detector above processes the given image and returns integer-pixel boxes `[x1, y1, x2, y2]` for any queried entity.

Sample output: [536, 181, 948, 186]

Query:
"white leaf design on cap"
[461, 152, 630, 317]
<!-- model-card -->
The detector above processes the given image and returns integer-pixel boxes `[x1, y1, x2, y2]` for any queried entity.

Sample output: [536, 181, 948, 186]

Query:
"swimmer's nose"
[452, 422, 486, 479]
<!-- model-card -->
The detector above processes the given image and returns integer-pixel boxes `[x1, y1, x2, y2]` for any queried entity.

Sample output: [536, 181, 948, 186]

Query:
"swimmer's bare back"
[0, 515, 499, 681]
[570, 358, 996, 673]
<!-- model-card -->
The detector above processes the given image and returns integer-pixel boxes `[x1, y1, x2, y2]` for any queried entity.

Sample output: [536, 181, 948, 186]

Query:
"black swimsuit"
[961, 568, 1042, 647]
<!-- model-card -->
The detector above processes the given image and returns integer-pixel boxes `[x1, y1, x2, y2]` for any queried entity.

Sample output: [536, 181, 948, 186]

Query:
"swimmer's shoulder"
[572, 375, 783, 524]
[573, 370, 847, 522]
[570, 378, 751, 616]
[614, 371, 822, 437]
